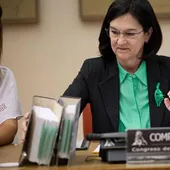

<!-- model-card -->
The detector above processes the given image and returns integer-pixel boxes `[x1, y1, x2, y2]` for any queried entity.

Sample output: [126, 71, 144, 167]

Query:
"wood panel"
[0, 0, 38, 24]
[80, 0, 170, 21]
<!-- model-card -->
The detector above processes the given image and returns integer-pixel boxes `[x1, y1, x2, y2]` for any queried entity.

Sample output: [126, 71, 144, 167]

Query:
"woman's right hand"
[21, 112, 30, 143]
[164, 91, 170, 111]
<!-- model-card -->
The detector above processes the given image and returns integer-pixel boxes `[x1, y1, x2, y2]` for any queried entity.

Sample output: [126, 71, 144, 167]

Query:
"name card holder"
[127, 128, 170, 164]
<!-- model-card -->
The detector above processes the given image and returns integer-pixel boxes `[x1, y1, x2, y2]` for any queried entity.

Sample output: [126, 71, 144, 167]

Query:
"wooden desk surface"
[1, 142, 170, 170]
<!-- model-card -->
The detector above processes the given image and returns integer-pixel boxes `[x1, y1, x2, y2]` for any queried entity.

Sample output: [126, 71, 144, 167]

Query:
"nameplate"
[127, 128, 170, 164]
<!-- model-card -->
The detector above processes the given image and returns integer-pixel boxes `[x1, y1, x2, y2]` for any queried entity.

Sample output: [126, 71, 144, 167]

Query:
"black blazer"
[63, 55, 170, 133]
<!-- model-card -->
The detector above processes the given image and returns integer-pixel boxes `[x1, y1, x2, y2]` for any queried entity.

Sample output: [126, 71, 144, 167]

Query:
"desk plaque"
[127, 128, 170, 164]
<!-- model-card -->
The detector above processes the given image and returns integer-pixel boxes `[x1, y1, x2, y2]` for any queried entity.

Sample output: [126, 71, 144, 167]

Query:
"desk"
[1, 143, 170, 170]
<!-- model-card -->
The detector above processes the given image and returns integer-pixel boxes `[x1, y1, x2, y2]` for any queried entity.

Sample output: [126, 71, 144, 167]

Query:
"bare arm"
[0, 119, 17, 146]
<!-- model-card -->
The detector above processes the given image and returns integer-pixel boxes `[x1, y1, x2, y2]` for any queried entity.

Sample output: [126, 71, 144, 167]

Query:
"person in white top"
[0, 6, 22, 145]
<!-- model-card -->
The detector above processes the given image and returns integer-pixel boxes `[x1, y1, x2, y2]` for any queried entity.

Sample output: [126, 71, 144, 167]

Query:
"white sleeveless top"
[0, 66, 22, 124]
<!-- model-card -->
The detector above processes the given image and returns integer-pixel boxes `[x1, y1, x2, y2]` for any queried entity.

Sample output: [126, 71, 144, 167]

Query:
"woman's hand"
[21, 112, 30, 143]
[164, 91, 170, 111]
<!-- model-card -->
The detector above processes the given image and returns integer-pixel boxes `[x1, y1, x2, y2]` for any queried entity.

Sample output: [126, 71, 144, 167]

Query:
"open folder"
[56, 96, 81, 165]
[19, 95, 81, 166]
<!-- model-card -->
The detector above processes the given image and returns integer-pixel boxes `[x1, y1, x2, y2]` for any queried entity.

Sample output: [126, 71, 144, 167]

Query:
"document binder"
[19, 95, 81, 167]
[19, 96, 63, 166]
[57, 96, 81, 165]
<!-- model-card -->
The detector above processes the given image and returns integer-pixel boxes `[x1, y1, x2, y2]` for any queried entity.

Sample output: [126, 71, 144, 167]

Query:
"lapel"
[98, 59, 119, 131]
[146, 57, 168, 127]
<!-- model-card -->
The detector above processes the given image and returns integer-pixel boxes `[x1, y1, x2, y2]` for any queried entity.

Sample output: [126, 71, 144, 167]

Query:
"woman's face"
[109, 13, 152, 64]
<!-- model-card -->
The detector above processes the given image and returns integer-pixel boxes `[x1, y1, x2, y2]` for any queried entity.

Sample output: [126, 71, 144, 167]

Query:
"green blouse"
[118, 61, 150, 132]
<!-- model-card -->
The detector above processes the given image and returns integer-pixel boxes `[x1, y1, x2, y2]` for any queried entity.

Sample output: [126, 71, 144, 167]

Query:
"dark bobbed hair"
[98, 0, 162, 61]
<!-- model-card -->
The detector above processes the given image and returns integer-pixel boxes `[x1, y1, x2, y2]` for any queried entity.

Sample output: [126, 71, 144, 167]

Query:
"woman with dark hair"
[0, 6, 22, 145]
[98, 0, 162, 60]
[22, 0, 170, 139]
[63, 0, 170, 133]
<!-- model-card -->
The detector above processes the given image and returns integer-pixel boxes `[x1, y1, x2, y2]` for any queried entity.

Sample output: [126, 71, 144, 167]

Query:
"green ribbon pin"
[154, 82, 164, 107]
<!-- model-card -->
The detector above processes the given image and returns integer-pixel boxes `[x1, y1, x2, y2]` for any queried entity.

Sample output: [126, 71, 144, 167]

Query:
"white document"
[92, 144, 100, 154]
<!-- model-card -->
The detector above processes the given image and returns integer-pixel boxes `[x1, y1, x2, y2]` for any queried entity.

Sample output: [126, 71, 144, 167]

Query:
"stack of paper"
[19, 95, 81, 166]
[20, 96, 63, 166]
[57, 97, 81, 165]
[27, 106, 60, 165]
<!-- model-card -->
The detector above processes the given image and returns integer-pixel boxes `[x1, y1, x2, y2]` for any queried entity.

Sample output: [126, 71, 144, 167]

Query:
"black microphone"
[86, 132, 127, 141]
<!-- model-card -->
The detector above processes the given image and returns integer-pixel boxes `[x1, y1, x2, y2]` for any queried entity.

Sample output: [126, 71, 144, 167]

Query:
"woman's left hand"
[21, 112, 30, 143]
[164, 91, 170, 111]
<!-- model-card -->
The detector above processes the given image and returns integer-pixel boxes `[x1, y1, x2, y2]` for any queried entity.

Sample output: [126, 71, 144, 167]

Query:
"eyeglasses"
[105, 27, 143, 39]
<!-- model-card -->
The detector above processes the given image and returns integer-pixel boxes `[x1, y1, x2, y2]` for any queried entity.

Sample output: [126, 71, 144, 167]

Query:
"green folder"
[59, 119, 72, 154]
[38, 123, 47, 160]
[64, 119, 72, 153]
